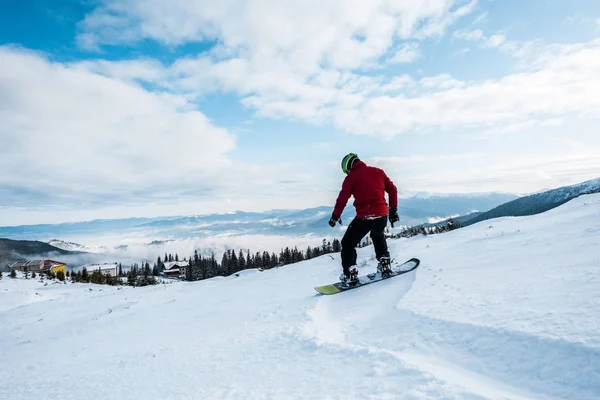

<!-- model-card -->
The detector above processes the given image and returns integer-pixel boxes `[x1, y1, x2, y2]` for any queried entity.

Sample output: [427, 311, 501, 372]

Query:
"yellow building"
[47, 263, 66, 275]
[40, 260, 67, 275]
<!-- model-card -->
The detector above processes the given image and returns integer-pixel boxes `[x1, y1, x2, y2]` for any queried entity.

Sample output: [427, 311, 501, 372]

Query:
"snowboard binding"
[377, 257, 392, 278]
[339, 266, 359, 286]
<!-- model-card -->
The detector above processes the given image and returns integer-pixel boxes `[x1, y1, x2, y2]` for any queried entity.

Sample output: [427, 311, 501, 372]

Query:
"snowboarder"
[329, 153, 399, 284]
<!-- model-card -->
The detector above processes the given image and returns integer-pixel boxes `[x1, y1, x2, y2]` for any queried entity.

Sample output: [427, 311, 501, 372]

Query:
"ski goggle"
[341, 153, 358, 174]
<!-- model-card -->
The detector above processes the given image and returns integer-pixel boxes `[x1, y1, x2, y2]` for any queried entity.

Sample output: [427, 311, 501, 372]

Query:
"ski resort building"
[9, 260, 66, 275]
[163, 261, 188, 279]
[78, 263, 119, 277]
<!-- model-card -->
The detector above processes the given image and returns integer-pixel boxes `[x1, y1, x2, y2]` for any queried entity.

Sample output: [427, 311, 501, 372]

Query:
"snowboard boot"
[339, 266, 359, 286]
[377, 257, 392, 277]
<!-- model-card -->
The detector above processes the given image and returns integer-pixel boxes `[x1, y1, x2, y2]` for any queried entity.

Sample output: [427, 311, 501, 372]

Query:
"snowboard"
[314, 258, 420, 295]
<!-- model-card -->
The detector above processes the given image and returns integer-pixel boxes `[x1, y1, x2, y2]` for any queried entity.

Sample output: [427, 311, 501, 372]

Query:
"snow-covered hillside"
[1, 195, 599, 400]
[48, 239, 107, 253]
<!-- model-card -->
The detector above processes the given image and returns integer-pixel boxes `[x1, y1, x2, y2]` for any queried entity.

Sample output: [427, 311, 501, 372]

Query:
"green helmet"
[341, 153, 359, 174]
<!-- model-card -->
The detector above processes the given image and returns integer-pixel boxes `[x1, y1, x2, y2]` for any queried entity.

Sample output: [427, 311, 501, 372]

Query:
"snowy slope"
[1, 195, 599, 400]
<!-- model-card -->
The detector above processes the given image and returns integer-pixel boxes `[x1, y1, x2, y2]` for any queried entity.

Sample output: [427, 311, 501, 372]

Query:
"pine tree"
[118, 263, 124, 277]
[139, 262, 152, 286]
[24, 266, 30, 279]
[221, 251, 229, 276]
[262, 252, 270, 269]
[31, 270, 37, 279]
[0, 271, 3, 280]
[291, 246, 301, 263]
[285, 247, 292, 264]
[55, 270, 64, 282]
[306, 246, 313, 260]
[210, 253, 217, 278]
[127, 264, 138, 286]
[238, 250, 246, 271]
[279, 249, 285, 265]
[104, 273, 115, 286]
[271, 252, 278, 268]
[90, 270, 103, 284]
[310, 246, 318, 258]
[230, 251, 238, 274]
[332, 239, 341, 252]
[186, 259, 193, 281]
[175, 253, 179, 262]
[10, 269, 16, 278]
[254, 252, 261, 269]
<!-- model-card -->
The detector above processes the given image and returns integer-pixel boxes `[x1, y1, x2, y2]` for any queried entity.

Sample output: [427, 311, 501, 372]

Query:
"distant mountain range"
[0, 192, 518, 243]
[457, 178, 600, 227]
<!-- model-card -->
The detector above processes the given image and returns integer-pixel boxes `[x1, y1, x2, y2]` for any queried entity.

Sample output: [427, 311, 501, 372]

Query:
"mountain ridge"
[0, 193, 518, 242]
[0, 239, 79, 270]
[460, 177, 600, 227]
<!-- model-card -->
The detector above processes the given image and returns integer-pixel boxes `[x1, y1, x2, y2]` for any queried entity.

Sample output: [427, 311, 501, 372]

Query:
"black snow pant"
[341, 216, 390, 274]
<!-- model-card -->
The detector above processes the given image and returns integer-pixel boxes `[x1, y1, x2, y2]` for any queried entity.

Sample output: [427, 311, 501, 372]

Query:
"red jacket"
[333, 160, 398, 219]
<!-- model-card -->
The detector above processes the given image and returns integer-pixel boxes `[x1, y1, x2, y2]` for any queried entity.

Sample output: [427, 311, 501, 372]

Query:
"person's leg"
[341, 218, 371, 274]
[369, 216, 390, 261]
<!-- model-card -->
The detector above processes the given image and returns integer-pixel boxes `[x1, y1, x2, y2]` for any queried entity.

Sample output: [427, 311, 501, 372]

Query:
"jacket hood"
[350, 160, 367, 172]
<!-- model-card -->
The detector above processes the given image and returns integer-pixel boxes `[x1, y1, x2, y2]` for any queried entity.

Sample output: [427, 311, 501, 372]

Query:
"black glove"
[389, 208, 399, 227]
[328, 215, 342, 227]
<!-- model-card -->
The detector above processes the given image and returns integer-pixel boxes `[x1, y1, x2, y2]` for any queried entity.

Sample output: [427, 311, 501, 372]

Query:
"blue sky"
[1, 0, 600, 226]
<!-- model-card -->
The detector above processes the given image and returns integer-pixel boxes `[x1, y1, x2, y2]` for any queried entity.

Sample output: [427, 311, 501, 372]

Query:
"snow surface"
[1, 194, 599, 400]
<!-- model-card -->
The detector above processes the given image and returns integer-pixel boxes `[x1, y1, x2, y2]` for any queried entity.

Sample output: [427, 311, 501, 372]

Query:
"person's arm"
[383, 171, 398, 209]
[332, 176, 353, 218]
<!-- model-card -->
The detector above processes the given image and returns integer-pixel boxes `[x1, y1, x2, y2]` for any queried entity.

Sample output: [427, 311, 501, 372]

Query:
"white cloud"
[0, 47, 323, 218]
[419, 74, 466, 90]
[137, 37, 600, 137]
[454, 28, 513, 51]
[76, 58, 167, 84]
[79, 0, 475, 71]
[388, 42, 421, 64]
[485, 34, 506, 48]
[77, 1, 600, 138]
[453, 28, 484, 41]
[452, 47, 472, 56]
[473, 12, 489, 25]
[0, 47, 229, 204]
[263, 39, 600, 136]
